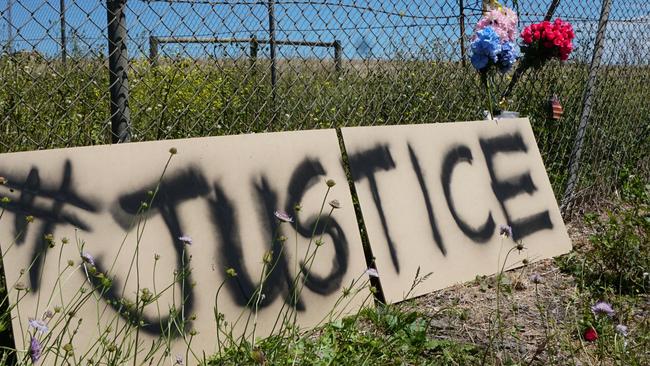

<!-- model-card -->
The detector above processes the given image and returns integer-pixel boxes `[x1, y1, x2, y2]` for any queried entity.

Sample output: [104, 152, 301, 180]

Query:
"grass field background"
[1, 56, 648, 209]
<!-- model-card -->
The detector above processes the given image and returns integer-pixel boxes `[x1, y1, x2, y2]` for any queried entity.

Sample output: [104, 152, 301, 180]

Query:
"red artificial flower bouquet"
[521, 19, 575, 66]
[500, 18, 576, 102]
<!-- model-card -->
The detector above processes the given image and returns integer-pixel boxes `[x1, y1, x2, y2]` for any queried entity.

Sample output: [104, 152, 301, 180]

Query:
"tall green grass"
[1, 55, 648, 204]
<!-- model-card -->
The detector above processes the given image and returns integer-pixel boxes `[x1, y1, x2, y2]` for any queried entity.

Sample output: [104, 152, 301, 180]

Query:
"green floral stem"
[501, 62, 528, 100]
[481, 71, 495, 119]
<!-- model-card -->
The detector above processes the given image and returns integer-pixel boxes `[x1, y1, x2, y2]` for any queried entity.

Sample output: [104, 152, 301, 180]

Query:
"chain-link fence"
[0, 0, 648, 215]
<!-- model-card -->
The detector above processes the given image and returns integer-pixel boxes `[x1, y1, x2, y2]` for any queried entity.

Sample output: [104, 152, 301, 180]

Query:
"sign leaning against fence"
[342, 118, 572, 303]
[0, 129, 370, 361]
[0, 119, 572, 361]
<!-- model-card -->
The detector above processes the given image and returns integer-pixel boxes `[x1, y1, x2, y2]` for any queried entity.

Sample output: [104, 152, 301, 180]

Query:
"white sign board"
[0, 129, 369, 364]
[342, 119, 572, 303]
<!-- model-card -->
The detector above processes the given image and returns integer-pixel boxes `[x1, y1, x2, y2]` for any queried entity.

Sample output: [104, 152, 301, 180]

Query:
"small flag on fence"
[550, 95, 563, 120]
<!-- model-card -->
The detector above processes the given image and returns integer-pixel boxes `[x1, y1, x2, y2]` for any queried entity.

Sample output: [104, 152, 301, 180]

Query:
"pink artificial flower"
[474, 6, 518, 42]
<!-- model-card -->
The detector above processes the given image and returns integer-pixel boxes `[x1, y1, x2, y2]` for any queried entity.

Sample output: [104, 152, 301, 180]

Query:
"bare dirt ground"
[396, 221, 650, 365]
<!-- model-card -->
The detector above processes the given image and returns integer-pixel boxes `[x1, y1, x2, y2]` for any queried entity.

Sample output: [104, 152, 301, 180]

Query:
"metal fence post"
[250, 36, 258, 68]
[268, 0, 277, 102]
[106, 0, 131, 143]
[149, 34, 158, 65]
[334, 40, 342, 74]
[544, 0, 562, 21]
[5, 0, 13, 54]
[459, 0, 466, 67]
[60, 0, 67, 64]
[561, 0, 612, 213]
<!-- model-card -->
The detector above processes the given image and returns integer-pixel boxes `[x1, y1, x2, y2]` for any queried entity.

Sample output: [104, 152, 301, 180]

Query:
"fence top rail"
[151, 36, 339, 48]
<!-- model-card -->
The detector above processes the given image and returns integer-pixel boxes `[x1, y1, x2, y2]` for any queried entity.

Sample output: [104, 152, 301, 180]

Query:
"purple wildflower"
[274, 210, 293, 223]
[499, 224, 513, 238]
[616, 324, 628, 337]
[41, 310, 54, 320]
[29, 336, 42, 364]
[28, 319, 48, 334]
[174, 354, 184, 365]
[178, 235, 193, 245]
[529, 273, 543, 284]
[591, 301, 615, 317]
[365, 268, 379, 278]
[81, 252, 95, 266]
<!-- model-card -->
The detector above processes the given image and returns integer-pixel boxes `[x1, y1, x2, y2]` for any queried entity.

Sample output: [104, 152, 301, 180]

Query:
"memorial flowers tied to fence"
[470, 1, 575, 117]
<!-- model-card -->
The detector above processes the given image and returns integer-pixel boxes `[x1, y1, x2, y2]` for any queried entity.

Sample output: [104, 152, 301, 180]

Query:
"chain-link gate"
[0, 0, 648, 215]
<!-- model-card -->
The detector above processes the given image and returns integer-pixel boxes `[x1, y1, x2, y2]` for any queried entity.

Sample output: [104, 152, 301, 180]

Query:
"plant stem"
[501, 62, 527, 100]
[482, 71, 495, 119]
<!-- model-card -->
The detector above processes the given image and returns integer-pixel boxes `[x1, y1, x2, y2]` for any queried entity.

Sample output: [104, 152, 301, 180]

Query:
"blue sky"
[1, 1, 648, 63]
